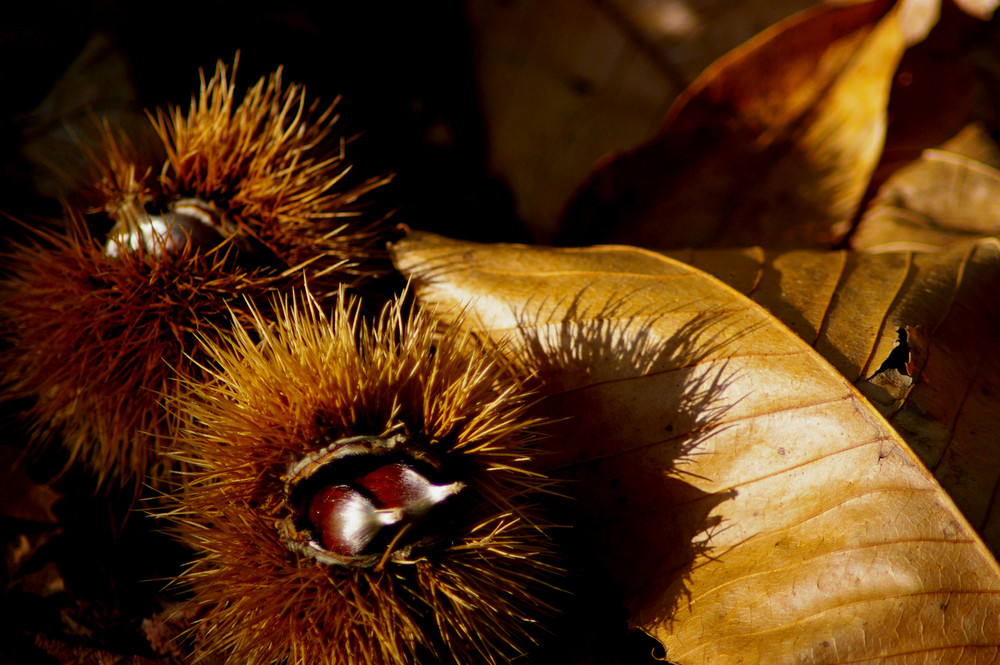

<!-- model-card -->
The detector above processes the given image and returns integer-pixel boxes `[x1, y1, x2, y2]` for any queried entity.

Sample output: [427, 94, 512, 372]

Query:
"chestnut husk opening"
[278, 434, 465, 567]
[104, 197, 255, 259]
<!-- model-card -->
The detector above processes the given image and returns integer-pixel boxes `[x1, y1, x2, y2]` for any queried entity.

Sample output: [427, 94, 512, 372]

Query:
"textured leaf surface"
[854, 124, 1000, 252]
[664, 241, 1000, 556]
[557, 0, 934, 249]
[392, 231, 1000, 665]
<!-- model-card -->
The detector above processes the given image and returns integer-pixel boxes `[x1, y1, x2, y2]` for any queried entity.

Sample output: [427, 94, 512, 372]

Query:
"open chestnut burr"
[165, 293, 566, 665]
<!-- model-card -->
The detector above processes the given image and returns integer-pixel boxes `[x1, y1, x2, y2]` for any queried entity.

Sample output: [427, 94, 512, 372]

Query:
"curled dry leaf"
[854, 123, 1000, 251]
[392, 231, 1000, 664]
[464, 0, 815, 240]
[558, 0, 936, 250]
[867, 0, 992, 193]
[664, 240, 1000, 555]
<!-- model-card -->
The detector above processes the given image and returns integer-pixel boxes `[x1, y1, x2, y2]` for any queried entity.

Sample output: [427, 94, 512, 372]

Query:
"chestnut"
[355, 463, 464, 520]
[308, 485, 401, 557]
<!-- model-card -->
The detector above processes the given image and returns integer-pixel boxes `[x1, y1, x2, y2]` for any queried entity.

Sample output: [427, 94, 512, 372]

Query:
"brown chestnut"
[281, 437, 469, 564]
[308, 485, 401, 557]
[356, 463, 463, 520]
[104, 198, 232, 258]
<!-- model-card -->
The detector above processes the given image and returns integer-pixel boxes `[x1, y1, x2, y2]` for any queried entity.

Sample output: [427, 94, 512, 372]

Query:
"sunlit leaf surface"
[393, 231, 1000, 664]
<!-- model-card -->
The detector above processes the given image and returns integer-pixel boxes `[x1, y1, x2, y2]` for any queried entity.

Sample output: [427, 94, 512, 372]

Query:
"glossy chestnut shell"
[104, 198, 239, 258]
[279, 435, 464, 567]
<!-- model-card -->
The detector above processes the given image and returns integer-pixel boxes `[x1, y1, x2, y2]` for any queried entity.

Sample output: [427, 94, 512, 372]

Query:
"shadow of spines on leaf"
[500, 289, 742, 659]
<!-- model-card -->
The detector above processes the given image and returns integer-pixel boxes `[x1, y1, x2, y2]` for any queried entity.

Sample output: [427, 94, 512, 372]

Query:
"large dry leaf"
[854, 124, 1000, 251]
[663, 241, 1000, 555]
[867, 2, 989, 193]
[392, 231, 1000, 664]
[557, 0, 936, 250]
[464, 0, 817, 241]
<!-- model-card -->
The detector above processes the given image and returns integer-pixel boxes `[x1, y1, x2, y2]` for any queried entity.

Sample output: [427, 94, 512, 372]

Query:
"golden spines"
[166, 293, 565, 665]
[1, 59, 392, 489]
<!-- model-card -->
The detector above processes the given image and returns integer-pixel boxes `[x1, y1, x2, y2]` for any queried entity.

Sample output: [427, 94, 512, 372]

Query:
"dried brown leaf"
[558, 0, 936, 250]
[854, 124, 1000, 251]
[667, 241, 1000, 555]
[392, 231, 1000, 664]
[465, 0, 816, 240]
[868, 1, 989, 192]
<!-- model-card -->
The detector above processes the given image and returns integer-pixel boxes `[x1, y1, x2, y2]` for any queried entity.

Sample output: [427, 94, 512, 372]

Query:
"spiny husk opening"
[164, 293, 567, 665]
[98, 56, 394, 294]
[0, 58, 393, 489]
[279, 433, 473, 568]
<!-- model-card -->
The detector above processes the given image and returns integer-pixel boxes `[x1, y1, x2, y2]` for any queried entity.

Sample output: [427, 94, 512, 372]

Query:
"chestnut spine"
[165, 292, 566, 665]
[0, 59, 392, 488]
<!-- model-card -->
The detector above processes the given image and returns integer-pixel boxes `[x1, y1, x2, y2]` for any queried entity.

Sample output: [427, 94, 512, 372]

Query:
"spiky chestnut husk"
[164, 294, 565, 665]
[146, 59, 390, 296]
[0, 59, 392, 488]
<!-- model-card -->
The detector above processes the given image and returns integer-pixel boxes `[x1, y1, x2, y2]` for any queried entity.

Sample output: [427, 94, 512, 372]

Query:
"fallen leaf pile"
[4, 0, 1000, 664]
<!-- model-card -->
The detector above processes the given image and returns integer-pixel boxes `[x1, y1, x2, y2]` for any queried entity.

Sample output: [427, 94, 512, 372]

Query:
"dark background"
[0, 1, 530, 245]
